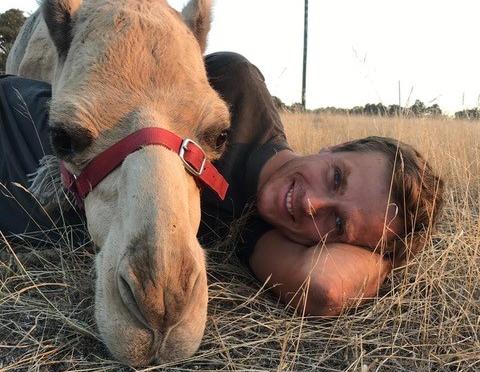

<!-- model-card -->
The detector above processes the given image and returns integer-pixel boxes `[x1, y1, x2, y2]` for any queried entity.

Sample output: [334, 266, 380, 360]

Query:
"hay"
[1, 114, 479, 371]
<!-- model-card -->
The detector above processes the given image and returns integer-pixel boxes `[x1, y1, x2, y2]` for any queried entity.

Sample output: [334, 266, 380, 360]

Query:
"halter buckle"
[179, 138, 206, 177]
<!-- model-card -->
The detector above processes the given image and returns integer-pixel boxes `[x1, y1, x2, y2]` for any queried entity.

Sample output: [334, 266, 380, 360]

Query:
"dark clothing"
[200, 53, 290, 262]
[0, 75, 86, 245]
[0, 52, 289, 260]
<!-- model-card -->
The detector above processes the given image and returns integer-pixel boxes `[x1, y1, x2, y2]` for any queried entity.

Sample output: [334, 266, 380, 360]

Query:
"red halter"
[60, 127, 229, 207]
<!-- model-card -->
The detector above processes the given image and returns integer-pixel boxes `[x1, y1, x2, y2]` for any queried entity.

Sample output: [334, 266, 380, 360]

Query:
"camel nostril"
[118, 275, 150, 330]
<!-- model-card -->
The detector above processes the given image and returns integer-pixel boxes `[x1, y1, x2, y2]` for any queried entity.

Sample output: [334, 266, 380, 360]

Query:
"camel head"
[41, 0, 229, 366]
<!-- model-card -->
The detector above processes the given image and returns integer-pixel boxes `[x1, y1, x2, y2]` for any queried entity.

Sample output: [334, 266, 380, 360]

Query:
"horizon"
[2, 0, 479, 114]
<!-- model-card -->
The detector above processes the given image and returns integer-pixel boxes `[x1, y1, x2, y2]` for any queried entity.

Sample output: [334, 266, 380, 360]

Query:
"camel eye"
[199, 126, 229, 155]
[50, 127, 74, 157]
[215, 129, 229, 150]
[49, 125, 94, 158]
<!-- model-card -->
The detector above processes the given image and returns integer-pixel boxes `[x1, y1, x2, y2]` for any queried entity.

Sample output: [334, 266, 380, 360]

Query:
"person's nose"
[301, 193, 335, 217]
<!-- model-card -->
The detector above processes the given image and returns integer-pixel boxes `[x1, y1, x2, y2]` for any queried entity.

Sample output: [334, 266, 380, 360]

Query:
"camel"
[6, 0, 230, 366]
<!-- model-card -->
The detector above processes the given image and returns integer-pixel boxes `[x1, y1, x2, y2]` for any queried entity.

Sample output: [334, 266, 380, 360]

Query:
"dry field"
[1, 113, 479, 371]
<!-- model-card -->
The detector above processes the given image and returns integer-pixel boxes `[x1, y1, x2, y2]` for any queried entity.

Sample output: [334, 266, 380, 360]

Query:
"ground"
[1, 113, 479, 371]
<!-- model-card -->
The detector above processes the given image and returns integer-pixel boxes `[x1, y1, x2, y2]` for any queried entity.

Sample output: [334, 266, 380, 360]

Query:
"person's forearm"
[250, 231, 392, 316]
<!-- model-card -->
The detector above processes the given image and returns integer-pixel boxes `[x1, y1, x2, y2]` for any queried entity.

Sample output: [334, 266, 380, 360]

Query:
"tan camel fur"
[7, 0, 230, 366]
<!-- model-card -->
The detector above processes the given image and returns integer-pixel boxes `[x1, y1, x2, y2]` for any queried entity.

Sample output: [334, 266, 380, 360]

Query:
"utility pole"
[398, 80, 402, 116]
[302, 0, 308, 110]
[398, 81, 401, 107]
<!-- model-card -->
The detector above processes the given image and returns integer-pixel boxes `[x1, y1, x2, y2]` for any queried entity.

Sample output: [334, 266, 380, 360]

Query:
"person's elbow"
[300, 280, 346, 317]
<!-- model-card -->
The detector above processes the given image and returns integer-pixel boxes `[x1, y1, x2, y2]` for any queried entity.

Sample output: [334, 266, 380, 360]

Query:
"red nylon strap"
[60, 127, 228, 203]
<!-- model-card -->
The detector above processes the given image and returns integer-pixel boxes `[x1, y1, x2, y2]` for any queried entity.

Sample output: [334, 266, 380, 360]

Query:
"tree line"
[273, 96, 480, 120]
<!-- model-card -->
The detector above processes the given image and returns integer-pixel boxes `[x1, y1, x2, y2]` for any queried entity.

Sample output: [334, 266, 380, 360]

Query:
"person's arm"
[249, 230, 392, 316]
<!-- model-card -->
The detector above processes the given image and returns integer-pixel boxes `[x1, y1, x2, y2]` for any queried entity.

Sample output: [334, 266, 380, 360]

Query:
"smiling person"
[199, 52, 444, 316]
[1, 52, 444, 316]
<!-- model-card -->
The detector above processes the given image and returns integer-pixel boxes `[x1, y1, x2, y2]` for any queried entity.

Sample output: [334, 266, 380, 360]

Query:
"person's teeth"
[286, 187, 294, 217]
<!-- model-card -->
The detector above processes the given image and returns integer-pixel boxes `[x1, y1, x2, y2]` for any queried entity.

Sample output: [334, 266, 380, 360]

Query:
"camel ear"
[43, 0, 82, 57]
[182, 0, 212, 53]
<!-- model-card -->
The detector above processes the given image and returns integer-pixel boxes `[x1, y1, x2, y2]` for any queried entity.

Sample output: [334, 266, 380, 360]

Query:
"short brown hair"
[332, 136, 444, 266]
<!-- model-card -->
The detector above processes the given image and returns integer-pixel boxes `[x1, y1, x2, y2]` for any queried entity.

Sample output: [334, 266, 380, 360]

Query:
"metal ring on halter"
[179, 138, 206, 177]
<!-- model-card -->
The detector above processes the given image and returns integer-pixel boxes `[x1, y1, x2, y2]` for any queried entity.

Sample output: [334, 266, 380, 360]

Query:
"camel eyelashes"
[49, 125, 94, 158]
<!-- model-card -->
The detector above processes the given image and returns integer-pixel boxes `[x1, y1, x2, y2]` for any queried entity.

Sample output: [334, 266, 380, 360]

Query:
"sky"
[2, 0, 480, 114]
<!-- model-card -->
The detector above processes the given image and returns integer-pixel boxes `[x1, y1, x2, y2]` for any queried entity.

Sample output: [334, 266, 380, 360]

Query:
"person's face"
[257, 150, 401, 248]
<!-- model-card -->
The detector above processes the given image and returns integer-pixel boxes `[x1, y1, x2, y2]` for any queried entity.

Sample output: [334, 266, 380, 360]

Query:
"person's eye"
[335, 215, 345, 236]
[334, 167, 342, 190]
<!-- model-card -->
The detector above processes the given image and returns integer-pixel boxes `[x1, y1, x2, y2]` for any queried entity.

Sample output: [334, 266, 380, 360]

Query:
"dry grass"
[1, 113, 479, 371]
